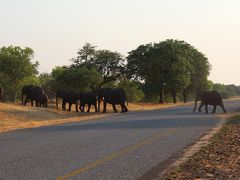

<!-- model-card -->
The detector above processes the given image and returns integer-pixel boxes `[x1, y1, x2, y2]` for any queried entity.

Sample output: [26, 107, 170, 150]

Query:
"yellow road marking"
[57, 129, 177, 180]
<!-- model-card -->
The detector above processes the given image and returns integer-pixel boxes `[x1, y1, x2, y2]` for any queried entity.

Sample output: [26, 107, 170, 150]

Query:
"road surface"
[0, 100, 239, 180]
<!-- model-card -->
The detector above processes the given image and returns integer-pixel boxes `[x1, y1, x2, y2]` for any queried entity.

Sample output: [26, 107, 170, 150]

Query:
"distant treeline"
[0, 40, 238, 103]
[211, 83, 240, 99]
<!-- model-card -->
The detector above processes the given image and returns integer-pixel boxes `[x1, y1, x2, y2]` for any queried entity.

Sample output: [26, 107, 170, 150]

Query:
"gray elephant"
[193, 91, 227, 113]
[22, 85, 46, 107]
[78, 92, 97, 112]
[21, 85, 34, 105]
[56, 90, 79, 112]
[98, 88, 128, 113]
[36, 93, 48, 108]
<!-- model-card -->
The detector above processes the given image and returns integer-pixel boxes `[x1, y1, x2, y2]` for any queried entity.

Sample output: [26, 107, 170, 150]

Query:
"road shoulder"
[139, 112, 240, 179]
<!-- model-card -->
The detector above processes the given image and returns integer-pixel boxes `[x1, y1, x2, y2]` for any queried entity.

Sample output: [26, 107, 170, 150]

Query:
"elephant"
[23, 85, 46, 107]
[193, 91, 227, 113]
[78, 92, 97, 112]
[98, 88, 128, 113]
[21, 85, 34, 105]
[0, 87, 4, 103]
[56, 90, 79, 112]
[36, 93, 48, 108]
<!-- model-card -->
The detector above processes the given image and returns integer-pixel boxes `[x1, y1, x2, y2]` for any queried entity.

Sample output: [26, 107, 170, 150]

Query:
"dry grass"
[128, 102, 188, 111]
[0, 102, 187, 133]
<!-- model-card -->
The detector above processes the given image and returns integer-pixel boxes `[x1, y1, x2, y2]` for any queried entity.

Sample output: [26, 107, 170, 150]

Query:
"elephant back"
[56, 89, 78, 102]
[26, 86, 44, 99]
[22, 85, 34, 95]
[80, 92, 96, 102]
[202, 91, 223, 105]
[99, 88, 127, 104]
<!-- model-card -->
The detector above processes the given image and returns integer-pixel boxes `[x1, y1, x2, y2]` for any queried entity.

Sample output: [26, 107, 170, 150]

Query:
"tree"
[184, 49, 211, 101]
[212, 83, 240, 99]
[154, 40, 193, 103]
[127, 40, 201, 103]
[72, 43, 126, 94]
[50, 65, 102, 93]
[118, 79, 144, 103]
[0, 46, 38, 101]
[72, 43, 96, 65]
[38, 73, 55, 99]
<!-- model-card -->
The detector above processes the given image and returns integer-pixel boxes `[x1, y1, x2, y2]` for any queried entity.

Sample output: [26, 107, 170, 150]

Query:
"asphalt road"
[0, 100, 240, 180]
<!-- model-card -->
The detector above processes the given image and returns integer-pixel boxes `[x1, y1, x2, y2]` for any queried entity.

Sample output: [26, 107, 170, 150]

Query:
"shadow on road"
[23, 114, 219, 133]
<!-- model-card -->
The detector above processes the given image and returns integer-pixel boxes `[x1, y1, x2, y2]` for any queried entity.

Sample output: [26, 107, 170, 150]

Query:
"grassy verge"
[0, 102, 186, 133]
[160, 112, 240, 179]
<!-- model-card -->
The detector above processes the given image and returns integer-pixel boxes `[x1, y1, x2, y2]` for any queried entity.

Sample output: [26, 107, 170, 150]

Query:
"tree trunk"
[172, 89, 177, 103]
[158, 86, 164, 104]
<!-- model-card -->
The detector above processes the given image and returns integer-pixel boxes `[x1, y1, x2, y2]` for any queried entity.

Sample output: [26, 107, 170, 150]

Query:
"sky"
[0, 0, 240, 85]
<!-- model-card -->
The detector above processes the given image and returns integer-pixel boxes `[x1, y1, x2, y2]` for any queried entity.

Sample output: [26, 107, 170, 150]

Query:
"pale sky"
[0, 0, 240, 85]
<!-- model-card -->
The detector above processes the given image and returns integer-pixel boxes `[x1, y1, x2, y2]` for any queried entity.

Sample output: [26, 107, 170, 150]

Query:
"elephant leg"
[62, 101, 66, 111]
[124, 104, 128, 112]
[112, 104, 118, 113]
[199, 102, 204, 112]
[205, 104, 208, 113]
[75, 104, 78, 112]
[68, 103, 72, 111]
[120, 104, 125, 113]
[31, 99, 33, 106]
[220, 104, 227, 113]
[81, 104, 85, 112]
[87, 104, 91, 112]
[94, 104, 97, 112]
[212, 105, 216, 113]
[24, 97, 29, 106]
[102, 101, 107, 113]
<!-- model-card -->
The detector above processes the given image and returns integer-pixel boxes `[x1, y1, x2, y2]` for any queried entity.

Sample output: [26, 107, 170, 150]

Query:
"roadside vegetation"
[1, 40, 239, 132]
[0, 40, 208, 104]
[1, 41, 239, 104]
[160, 113, 240, 179]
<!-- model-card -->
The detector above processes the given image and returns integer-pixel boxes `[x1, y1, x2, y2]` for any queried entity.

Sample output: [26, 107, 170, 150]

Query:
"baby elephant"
[36, 93, 48, 108]
[78, 92, 97, 112]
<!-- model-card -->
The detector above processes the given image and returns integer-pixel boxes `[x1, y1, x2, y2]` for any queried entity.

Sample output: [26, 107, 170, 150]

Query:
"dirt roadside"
[152, 112, 240, 179]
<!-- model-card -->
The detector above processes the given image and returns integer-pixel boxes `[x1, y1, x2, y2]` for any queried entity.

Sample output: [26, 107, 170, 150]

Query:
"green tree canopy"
[72, 43, 126, 93]
[0, 46, 38, 101]
[117, 79, 144, 103]
[50, 65, 102, 93]
[127, 39, 210, 103]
